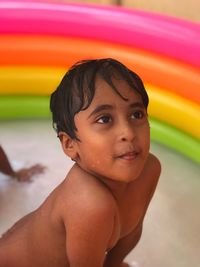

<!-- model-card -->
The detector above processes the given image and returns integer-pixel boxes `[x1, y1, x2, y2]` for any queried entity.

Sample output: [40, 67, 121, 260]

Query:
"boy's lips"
[117, 150, 140, 160]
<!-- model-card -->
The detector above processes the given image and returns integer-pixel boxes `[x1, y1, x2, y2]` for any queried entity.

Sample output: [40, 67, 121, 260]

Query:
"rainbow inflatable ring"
[0, 0, 200, 164]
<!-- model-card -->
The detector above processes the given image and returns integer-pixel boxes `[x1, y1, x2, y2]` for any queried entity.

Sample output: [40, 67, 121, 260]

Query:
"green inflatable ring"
[0, 95, 199, 164]
[150, 118, 200, 164]
[0, 95, 50, 119]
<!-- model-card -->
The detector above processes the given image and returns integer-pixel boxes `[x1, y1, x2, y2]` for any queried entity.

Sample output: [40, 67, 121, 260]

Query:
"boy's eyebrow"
[88, 104, 113, 118]
[88, 102, 145, 119]
[130, 102, 145, 109]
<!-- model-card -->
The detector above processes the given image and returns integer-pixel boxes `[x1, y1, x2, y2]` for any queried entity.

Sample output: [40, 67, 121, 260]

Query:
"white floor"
[0, 119, 200, 267]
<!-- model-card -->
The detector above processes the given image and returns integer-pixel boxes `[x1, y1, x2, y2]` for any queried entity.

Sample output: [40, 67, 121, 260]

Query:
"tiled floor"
[0, 119, 200, 267]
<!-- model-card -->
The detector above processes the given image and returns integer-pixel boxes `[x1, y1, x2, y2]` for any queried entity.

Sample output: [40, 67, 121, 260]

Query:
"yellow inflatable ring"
[0, 66, 66, 95]
[148, 85, 200, 139]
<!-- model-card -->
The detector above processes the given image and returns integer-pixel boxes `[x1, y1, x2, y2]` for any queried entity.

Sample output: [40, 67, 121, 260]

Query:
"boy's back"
[0, 181, 68, 266]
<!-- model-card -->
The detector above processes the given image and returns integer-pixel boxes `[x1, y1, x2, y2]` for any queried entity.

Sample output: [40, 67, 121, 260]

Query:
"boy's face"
[73, 76, 150, 183]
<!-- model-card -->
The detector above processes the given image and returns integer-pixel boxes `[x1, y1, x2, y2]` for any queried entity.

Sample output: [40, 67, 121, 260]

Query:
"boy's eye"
[131, 110, 145, 119]
[96, 116, 111, 124]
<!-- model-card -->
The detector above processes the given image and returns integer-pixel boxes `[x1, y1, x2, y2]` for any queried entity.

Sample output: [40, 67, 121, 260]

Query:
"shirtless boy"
[0, 58, 161, 267]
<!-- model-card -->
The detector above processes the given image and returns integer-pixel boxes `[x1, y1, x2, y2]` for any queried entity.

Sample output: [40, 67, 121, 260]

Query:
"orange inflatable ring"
[0, 35, 200, 104]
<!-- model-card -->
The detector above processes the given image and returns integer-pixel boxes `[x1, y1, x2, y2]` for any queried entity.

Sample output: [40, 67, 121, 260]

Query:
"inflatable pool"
[0, 2, 200, 267]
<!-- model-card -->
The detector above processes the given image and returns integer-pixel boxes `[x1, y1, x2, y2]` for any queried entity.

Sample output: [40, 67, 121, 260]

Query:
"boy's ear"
[58, 132, 78, 161]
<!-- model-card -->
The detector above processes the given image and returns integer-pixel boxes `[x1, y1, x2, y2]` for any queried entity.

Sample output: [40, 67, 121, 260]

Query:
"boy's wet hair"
[50, 58, 149, 140]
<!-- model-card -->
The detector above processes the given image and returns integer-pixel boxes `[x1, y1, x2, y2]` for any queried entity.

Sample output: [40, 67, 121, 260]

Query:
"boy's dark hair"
[50, 58, 149, 140]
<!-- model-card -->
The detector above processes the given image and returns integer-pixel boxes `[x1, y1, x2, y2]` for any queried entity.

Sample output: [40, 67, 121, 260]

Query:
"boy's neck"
[75, 163, 129, 202]
[99, 176, 129, 202]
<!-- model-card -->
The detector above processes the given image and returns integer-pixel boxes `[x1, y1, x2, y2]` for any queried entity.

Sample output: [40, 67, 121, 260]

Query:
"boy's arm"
[63, 194, 116, 267]
[103, 222, 143, 267]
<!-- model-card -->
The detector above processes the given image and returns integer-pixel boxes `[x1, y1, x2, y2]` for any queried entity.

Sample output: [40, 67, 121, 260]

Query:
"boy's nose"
[118, 122, 136, 142]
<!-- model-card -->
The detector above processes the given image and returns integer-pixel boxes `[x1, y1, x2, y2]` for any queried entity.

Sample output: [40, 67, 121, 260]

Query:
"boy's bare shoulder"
[145, 152, 161, 180]
[139, 152, 161, 198]
[58, 164, 117, 221]
[129, 153, 161, 204]
[126, 153, 161, 227]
